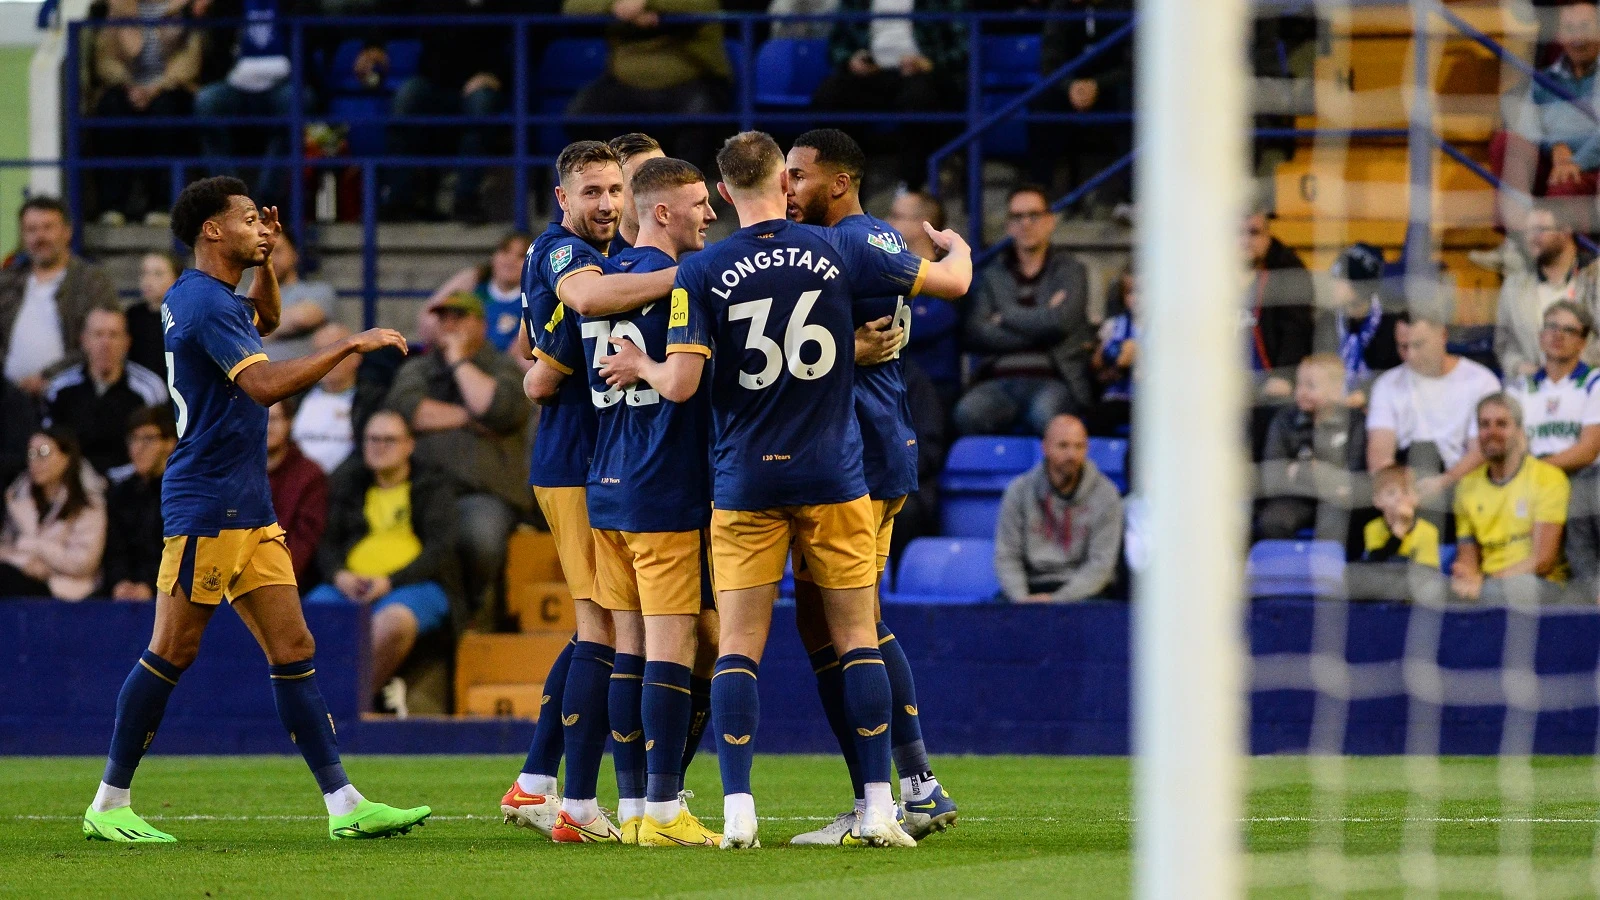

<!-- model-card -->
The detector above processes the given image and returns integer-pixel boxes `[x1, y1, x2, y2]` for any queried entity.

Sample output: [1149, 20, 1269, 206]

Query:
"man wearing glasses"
[1507, 301, 1600, 596]
[1495, 203, 1599, 381]
[306, 410, 459, 706]
[955, 183, 1095, 436]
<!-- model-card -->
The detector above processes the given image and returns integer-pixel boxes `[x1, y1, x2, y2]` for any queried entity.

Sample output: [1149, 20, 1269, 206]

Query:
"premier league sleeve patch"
[866, 231, 902, 254]
[550, 244, 574, 274]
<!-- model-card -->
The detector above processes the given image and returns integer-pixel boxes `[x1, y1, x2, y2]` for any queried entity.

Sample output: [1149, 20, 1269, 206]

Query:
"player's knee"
[267, 629, 317, 666]
[149, 635, 201, 670]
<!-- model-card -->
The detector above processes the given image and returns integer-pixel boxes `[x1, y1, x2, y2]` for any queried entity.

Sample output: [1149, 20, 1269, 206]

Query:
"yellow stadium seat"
[454, 632, 571, 717]
[507, 580, 577, 633]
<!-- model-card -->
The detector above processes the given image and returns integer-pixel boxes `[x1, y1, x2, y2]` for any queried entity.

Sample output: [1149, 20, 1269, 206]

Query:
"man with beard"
[1451, 393, 1572, 602]
[1496, 203, 1600, 380]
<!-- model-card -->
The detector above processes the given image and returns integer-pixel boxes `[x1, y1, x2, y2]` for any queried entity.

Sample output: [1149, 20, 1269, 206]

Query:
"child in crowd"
[1362, 464, 1441, 569]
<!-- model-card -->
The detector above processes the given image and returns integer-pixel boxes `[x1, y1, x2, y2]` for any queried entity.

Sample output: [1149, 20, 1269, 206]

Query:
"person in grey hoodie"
[994, 413, 1124, 602]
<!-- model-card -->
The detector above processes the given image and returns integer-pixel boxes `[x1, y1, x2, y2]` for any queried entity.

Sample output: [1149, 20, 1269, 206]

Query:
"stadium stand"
[887, 537, 1002, 605]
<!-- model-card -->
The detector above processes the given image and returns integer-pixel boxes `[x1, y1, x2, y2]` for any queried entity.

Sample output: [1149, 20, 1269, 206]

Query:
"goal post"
[1132, 0, 1251, 896]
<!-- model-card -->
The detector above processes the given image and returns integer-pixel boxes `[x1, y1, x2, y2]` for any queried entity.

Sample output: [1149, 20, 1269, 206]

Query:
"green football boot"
[328, 799, 432, 840]
[82, 805, 176, 843]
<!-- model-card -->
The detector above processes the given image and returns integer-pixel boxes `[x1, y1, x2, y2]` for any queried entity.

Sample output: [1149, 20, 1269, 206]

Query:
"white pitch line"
[6, 814, 1008, 824]
[10, 813, 1596, 825]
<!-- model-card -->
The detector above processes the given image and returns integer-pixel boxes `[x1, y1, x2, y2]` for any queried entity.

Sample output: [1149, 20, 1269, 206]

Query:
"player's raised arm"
[915, 222, 973, 300]
[555, 266, 678, 318]
[235, 328, 407, 408]
[247, 205, 284, 336]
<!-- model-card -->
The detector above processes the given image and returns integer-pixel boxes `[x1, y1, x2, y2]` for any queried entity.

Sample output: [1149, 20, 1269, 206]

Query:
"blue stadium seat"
[328, 38, 370, 93]
[1087, 436, 1128, 494]
[329, 95, 388, 156]
[1247, 540, 1346, 600]
[725, 39, 746, 95]
[1438, 543, 1457, 575]
[886, 538, 1000, 604]
[537, 39, 609, 95]
[385, 39, 423, 82]
[980, 91, 1029, 157]
[981, 35, 1041, 90]
[755, 38, 831, 107]
[940, 436, 1039, 537]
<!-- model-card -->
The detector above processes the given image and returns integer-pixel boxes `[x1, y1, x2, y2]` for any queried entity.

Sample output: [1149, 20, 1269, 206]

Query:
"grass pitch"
[3, 755, 1599, 898]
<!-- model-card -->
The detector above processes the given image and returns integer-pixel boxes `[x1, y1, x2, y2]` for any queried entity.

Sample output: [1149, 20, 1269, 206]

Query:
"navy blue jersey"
[579, 246, 711, 533]
[836, 214, 921, 501]
[524, 222, 605, 488]
[608, 233, 633, 257]
[668, 218, 927, 510]
[159, 269, 276, 535]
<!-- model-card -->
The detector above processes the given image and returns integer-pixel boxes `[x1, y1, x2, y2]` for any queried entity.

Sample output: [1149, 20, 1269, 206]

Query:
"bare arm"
[1517, 521, 1566, 579]
[916, 223, 974, 300]
[524, 359, 566, 404]
[599, 339, 706, 404]
[557, 267, 677, 317]
[1366, 428, 1398, 473]
[248, 206, 284, 337]
[234, 328, 407, 408]
[449, 359, 499, 417]
[1451, 539, 1484, 600]
[1544, 424, 1600, 473]
[410, 398, 472, 431]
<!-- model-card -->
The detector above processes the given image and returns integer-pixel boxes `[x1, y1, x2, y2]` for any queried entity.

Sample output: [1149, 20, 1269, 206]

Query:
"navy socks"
[102, 651, 184, 789]
[839, 647, 893, 786]
[561, 641, 615, 801]
[809, 645, 865, 799]
[643, 661, 694, 803]
[710, 655, 760, 795]
[878, 622, 934, 782]
[609, 653, 646, 802]
[269, 657, 350, 795]
[521, 636, 574, 778]
[680, 675, 712, 774]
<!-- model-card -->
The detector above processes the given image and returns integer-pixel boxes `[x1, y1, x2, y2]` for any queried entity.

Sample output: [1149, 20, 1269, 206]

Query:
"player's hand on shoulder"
[854, 316, 902, 366]
[600, 336, 649, 388]
[347, 328, 409, 356]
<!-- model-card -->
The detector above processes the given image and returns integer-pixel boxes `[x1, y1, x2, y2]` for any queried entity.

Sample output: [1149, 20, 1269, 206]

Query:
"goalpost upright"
[1132, 0, 1251, 895]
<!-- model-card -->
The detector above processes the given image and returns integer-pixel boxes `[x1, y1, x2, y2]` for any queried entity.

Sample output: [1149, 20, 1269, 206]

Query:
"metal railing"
[14, 9, 1133, 326]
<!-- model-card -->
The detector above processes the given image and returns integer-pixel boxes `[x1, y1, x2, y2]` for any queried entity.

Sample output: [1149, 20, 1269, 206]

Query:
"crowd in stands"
[74, 0, 1140, 223]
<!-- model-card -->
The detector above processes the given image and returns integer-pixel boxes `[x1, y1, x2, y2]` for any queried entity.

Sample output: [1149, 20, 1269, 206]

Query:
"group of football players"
[496, 128, 973, 850]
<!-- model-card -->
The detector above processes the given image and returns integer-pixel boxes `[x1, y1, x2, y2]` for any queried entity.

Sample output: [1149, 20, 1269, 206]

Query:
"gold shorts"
[157, 523, 296, 606]
[712, 496, 876, 592]
[592, 528, 712, 616]
[794, 495, 905, 583]
[533, 486, 595, 600]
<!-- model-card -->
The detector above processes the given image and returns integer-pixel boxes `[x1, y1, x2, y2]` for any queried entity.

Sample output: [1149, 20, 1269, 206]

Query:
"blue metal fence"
[17, 10, 1132, 327]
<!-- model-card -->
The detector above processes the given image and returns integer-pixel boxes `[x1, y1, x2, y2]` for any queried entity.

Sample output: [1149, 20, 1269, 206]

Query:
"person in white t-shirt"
[1366, 313, 1503, 500]
[1506, 300, 1600, 592]
[291, 323, 358, 475]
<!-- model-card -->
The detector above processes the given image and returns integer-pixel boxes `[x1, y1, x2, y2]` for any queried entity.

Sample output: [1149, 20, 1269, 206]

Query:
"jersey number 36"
[728, 291, 837, 390]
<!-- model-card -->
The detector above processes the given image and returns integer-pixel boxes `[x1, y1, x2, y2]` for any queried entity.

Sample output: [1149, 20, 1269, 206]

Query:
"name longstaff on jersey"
[578, 246, 711, 534]
[158, 269, 277, 535]
[667, 218, 927, 511]
[522, 221, 605, 488]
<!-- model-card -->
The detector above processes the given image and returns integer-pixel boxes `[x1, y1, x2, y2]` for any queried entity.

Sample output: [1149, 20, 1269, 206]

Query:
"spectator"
[1494, 1, 1600, 214]
[384, 291, 530, 613]
[811, 0, 965, 190]
[266, 401, 329, 590]
[127, 251, 183, 378]
[1451, 393, 1571, 601]
[192, 0, 297, 209]
[956, 184, 1095, 435]
[0, 429, 106, 600]
[1327, 242, 1403, 407]
[1255, 354, 1367, 541]
[1366, 313, 1502, 498]
[1360, 464, 1442, 568]
[1035, 0, 1133, 207]
[307, 410, 458, 701]
[0, 380, 37, 490]
[1506, 301, 1600, 593]
[102, 406, 178, 600]
[1495, 204, 1600, 380]
[0, 198, 120, 397]
[1090, 267, 1138, 436]
[425, 231, 533, 359]
[887, 189, 960, 403]
[42, 308, 168, 476]
[562, 0, 731, 172]
[1242, 207, 1314, 399]
[291, 324, 360, 475]
[379, 0, 515, 222]
[255, 233, 337, 361]
[90, 0, 200, 224]
[994, 413, 1123, 602]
